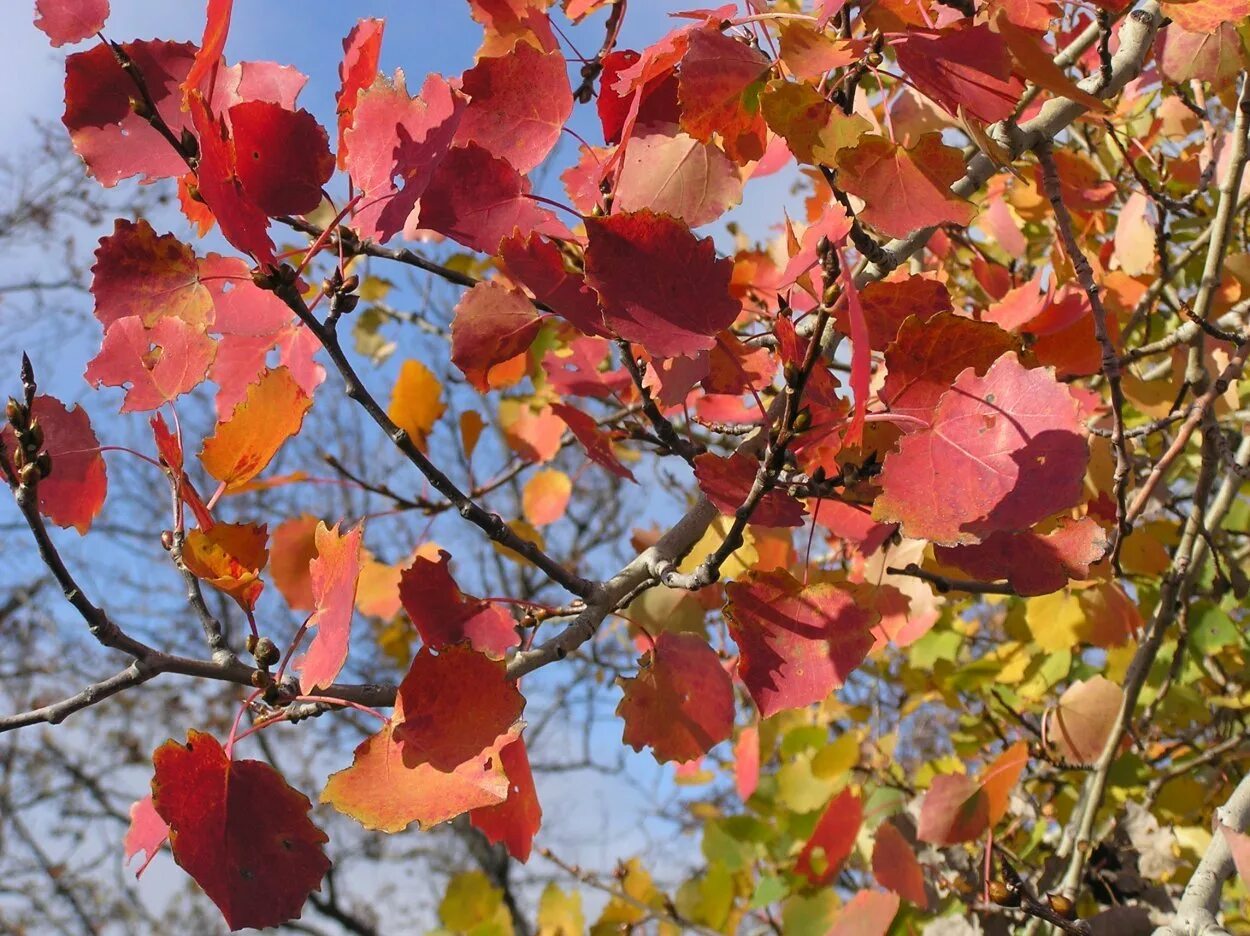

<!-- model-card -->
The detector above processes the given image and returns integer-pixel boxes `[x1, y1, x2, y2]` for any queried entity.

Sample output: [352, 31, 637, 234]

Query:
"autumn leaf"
[617, 632, 734, 764]
[91, 219, 212, 329]
[123, 794, 167, 878]
[387, 359, 445, 451]
[151, 730, 330, 931]
[455, 41, 572, 173]
[1047, 676, 1123, 765]
[85, 316, 216, 413]
[734, 725, 760, 801]
[694, 452, 807, 527]
[723, 569, 877, 718]
[917, 774, 989, 845]
[228, 102, 334, 216]
[872, 823, 927, 907]
[451, 281, 544, 391]
[500, 232, 608, 338]
[393, 644, 525, 770]
[182, 522, 268, 611]
[584, 210, 739, 358]
[994, 13, 1109, 113]
[613, 131, 743, 227]
[334, 18, 385, 170]
[183, 0, 232, 99]
[678, 26, 770, 163]
[550, 402, 635, 481]
[200, 367, 312, 490]
[794, 788, 862, 886]
[597, 48, 681, 146]
[398, 550, 520, 656]
[934, 517, 1108, 596]
[522, 469, 572, 526]
[63, 40, 197, 186]
[345, 70, 465, 244]
[270, 514, 321, 610]
[0, 395, 108, 534]
[469, 737, 543, 862]
[874, 352, 1088, 545]
[894, 25, 1023, 124]
[827, 890, 900, 936]
[296, 522, 363, 693]
[35, 0, 109, 46]
[835, 133, 977, 239]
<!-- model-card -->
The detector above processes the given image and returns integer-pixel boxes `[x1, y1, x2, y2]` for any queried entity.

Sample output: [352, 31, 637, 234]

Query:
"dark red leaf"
[228, 102, 334, 216]
[151, 730, 329, 931]
[393, 644, 525, 771]
[398, 551, 521, 656]
[794, 788, 862, 886]
[934, 517, 1109, 596]
[598, 49, 682, 145]
[694, 452, 807, 527]
[550, 402, 636, 481]
[91, 219, 212, 329]
[584, 210, 738, 358]
[678, 27, 770, 163]
[451, 281, 544, 391]
[500, 231, 608, 337]
[723, 569, 877, 718]
[894, 25, 1024, 124]
[617, 632, 735, 764]
[469, 737, 542, 862]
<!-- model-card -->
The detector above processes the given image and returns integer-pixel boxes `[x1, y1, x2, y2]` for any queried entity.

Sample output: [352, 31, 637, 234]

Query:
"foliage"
[6, 0, 1250, 934]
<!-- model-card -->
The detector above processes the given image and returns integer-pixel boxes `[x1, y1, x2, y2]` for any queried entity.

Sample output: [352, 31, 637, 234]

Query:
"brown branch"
[887, 562, 1017, 596]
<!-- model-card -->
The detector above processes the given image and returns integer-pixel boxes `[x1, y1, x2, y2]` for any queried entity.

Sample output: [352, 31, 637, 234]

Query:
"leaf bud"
[253, 636, 281, 668]
[867, 51, 883, 67]
[34, 452, 52, 479]
[251, 267, 279, 291]
[127, 95, 153, 120]
[246, 633, 259, 655]
[1046, 893, 1075, 920]
[6, 397, 26, 428]
[783, 362, 800, 385]
[341, 273, 360, 294]
[792, 408, 812, 432]
[25, 419, 44, 452]
[160, 530, 175, 551]
[811, 465, 827, 485]
[250, 669, 270, 689]
[333, 293, 359, 315]
[988, 881, 1020, 907]
[19, 462, 40, 487]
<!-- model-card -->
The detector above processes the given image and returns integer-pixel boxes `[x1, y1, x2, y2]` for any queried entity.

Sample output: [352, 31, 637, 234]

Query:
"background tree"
[4, 0, 1250, 934]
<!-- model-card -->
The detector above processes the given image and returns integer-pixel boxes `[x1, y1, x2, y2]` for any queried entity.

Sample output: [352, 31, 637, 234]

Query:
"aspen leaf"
[123, 794, 167, 879]
[387, 359, 445, 452]
[451, 281, 543, 391]
[872, 823, 927, 907]
[522, 469, 572, 526]
[296, 523, 363, 693]
[182, 522, 268, 611]
[91, 219, 212, 329]
[469, 737, 542, 862]
[151, 730, 330, 931]
[794, 788, 862, 886]
[200, 367, 312, 490]
[1047, 676, 1123, 765]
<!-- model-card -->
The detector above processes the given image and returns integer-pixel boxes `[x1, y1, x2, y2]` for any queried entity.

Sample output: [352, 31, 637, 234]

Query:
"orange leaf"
[270, 514, 321, 611]
[995, 12, 1109, 114]
[200, 367, 312, 491]
[296, 523, 363, 693]
[182, 522, 268, 611]
[979, 741, 1029, 825]
[387, 359, 445, 452]
[872, 822, 927, 907]
[522, 469, 572, 526]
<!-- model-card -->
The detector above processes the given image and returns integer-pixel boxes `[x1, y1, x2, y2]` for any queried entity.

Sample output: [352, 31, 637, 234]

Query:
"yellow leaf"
[538, 883, 584, 936]
[523, 469, 572, 526]
[1025, 590, 1084, 652]
[679, 517, 758, 581]
[387, 359, 445, 452]
[200, 367, 312, 491]
[460, 411, 486, 460]
[182, 522, 268, 610]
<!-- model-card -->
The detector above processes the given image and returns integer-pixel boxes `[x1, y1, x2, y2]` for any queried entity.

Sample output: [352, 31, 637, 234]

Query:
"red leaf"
[85, 316, 216, 412]
[550, 402, 636, 481]
[1224, 826, 1250, 889]
[828, 890, 901, 936]
[188, 93, 276, 266]
[872, 823, 927, 907]
[838, 246, 870, 447]
[398, 550, 520, 656]
[678, 27, 770, 163]
[734, 725, 760, 800]
[617, 632, 735, 764]
[694, 452, 807, 527]
[199, 253, 292, 336]
[456, 41, 572, 173]
[184, 0, 232, 99]
[451, 281, 544, 391]
[839, 275, 952, 352]
[345, 71, 466, 244]
[584, 210, 738, 358]
[0, 396, 107, 534]
[228, 102, 334, 216]
[835, 133, 977, 240]
[35, 0, 108, 46]
[91, 219, 213, 329]
[393, 644, 525, 771]
[322, 719, 518, 833]
[794, 788, 862, 886]
[63, 40, 197, 186]
[151, 730, 329, 931]
[881, 312, 1018, 425]
[874, 352, 1089, 545]
[500, 232, 608, 337]
[296, 523, 363, 693]
[723, 569, 877, 718]
[469, 737, 543, 862]
[894, 25, 1024, 124]
[613, 131, 743, 227]
[598, 49, 681, 145]
[918, 773, 989, 845]
[779, 201, 852, 288]
[123, 794, 168, 878]
[542, 338, 631, 398]
[420, 143, 570, 254]
[935, 517, 1109, 596]
[335, 19, 385, 170]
